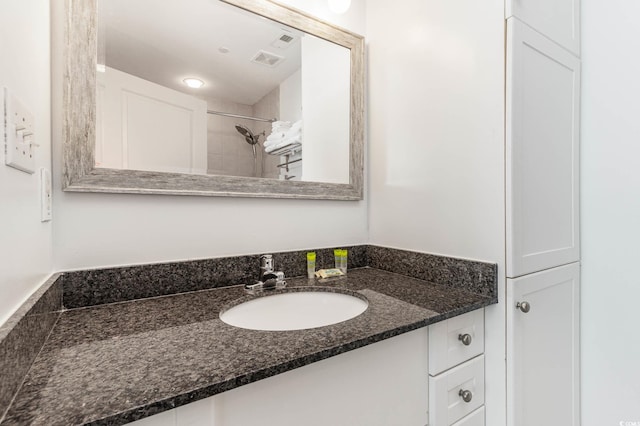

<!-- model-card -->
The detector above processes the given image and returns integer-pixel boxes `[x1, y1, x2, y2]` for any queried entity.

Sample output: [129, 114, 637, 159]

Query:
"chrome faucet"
[244, 254, 286, 293]
[259, 254, 274, 281]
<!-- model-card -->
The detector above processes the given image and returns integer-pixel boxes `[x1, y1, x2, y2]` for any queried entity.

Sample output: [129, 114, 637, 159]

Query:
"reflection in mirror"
[96, 0, 350, 184]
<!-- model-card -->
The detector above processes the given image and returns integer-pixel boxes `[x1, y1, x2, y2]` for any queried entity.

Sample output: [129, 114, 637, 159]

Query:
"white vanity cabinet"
[428, 309, 486, 426]
[506, 0, 580, 55]
[507, 263, 580, 426]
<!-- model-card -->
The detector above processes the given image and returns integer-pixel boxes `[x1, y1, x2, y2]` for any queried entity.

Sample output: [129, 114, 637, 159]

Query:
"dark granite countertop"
[2, 267, 495, 425]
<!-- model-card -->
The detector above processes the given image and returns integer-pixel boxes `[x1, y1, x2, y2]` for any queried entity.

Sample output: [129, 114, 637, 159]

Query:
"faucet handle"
[246, 271, 286, 293]
[260, 254, 274, 270]
[263, 271, 286, 290]
[262, 272, 278, 281]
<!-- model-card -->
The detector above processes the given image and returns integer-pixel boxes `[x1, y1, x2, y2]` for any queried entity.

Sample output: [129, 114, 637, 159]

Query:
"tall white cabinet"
[505, 2, 581, 425]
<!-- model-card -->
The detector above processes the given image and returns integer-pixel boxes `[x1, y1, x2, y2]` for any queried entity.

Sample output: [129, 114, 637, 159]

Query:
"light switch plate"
[40, 167, 52, 222]
[4, 87, 36, 174]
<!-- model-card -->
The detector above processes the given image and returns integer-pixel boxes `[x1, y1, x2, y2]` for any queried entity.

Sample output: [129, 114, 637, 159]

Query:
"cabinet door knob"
[516, 301, 531, 313]
[458, 333, 472, 346]
[458, 389, 473, 403]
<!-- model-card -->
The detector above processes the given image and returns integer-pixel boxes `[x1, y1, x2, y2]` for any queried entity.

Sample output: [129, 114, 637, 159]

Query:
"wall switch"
[4, 87, 36, 174]
[40, 168, 52, 222]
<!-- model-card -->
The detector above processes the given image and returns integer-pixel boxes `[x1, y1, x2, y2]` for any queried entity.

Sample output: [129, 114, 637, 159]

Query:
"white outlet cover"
[4, 87, 36, 174]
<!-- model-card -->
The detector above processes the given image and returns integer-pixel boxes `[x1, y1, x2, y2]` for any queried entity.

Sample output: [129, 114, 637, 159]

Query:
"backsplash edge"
[0, 273, 63, 422]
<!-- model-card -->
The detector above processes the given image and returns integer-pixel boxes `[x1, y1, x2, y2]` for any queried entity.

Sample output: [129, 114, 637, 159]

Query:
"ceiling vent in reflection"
[271, 31, 297, 49]
[251, 50, 285, 67]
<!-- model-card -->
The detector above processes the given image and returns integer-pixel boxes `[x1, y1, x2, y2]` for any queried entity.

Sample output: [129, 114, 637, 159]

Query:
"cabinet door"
[506, 0, 580, 55]
[97, 67, 208, 174]
[507, 263, 580, 426]
[506, 19, 580, 278]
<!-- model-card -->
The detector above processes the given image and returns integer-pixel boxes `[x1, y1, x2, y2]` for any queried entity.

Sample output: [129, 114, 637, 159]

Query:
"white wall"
[367, 0, 504, 262]
[278, 0, 366, 36]
[366, 0, 505, 424]
[300, 35, 350, 184]
[0, 0, 53, 324]
[51, 0, 368, 271]
[581, 1, 640, 424]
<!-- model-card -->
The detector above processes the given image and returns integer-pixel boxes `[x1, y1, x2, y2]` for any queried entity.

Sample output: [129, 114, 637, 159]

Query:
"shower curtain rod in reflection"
[206, 109, 277, 123]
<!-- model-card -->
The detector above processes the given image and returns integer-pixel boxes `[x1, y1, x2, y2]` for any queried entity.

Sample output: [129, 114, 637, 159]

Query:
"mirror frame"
[62, 0, 364, 200]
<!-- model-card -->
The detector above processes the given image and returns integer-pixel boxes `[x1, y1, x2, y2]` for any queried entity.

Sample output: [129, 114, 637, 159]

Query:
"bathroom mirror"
[63, 0, 364, 200]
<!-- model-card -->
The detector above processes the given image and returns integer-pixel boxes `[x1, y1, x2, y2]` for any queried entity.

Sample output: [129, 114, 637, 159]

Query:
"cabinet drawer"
[429, 309, 484, 375]
[429, 355, 484, 426]
[451, 406, 485, 426]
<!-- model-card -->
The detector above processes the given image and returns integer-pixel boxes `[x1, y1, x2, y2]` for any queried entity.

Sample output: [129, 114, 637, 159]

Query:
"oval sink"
[220, 290, 368, 331]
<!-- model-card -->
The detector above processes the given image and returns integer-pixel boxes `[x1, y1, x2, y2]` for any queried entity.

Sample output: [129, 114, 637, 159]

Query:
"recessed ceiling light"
[183, 78, 204, 88]
[328, 0, 351, 14]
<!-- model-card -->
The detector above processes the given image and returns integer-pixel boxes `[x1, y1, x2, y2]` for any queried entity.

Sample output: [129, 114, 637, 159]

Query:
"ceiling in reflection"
[100, 0, 303, 104]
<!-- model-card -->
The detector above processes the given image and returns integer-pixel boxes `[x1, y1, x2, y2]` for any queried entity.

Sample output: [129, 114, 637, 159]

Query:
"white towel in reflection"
[265, 121, 291, 145]
[264, 133, 285, 147]
[289, 120, 302, 133]
[264, 120, 302, 149]
[271, 120, 291, 132]
[265, 131, 301, 153]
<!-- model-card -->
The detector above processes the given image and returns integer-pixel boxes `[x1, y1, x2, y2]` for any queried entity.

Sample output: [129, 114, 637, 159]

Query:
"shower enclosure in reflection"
[234, 124, 264, 178]
[204, 90, 282, 180]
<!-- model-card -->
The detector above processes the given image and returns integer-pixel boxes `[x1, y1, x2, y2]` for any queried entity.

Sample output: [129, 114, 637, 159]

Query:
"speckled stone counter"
[1, 267, 496, 425]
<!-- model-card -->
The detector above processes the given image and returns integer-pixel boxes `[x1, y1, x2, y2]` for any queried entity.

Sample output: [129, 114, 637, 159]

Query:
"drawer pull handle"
[458, 333, 472, 346]
[516, 301, 531, 313]
[458, 389, 473, 403]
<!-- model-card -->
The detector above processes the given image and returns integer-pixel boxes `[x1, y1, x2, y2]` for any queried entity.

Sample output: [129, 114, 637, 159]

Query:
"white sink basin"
[220, 290, 368, 331]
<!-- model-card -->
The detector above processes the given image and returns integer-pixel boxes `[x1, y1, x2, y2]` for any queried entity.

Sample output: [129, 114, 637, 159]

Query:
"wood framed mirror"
[62, 0, 364, 200]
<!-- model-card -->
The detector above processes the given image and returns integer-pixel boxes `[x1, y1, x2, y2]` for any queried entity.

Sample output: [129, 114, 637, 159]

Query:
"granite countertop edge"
[88, 298, 495, 425]
[89, 321, 432, 425]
